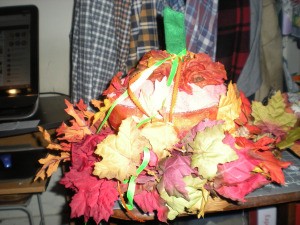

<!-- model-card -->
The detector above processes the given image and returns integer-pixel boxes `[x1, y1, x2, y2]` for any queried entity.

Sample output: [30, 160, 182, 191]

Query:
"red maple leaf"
[60, 131, 117, 224]
[235, 136, 291, 184]
[215, 173, 270, 202]
[134, 189, 169, 223]
[102, 72, 125, 96]
[68, 177, 119, 224]
[214, 143, 270, 202]
[157, 154, 195, 200]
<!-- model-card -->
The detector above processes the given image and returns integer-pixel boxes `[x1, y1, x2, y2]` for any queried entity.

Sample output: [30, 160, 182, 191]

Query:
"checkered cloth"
[71, 0, 118, 105]
[185, 0, 219, 59]
[127, 0, 160, 70]
[114, 0, 132, 73]
[70, 0, 224, 105]
[216, 0, 250, 83]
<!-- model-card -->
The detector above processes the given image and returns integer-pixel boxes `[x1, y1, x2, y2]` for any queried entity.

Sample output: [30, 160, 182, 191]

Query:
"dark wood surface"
[0, 95, 69, 138]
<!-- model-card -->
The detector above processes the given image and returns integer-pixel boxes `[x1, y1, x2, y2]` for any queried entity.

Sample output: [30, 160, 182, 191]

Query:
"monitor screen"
[0, 5, 38, 100]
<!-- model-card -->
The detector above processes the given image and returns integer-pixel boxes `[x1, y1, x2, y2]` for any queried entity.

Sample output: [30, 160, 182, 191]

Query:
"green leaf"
[252, 91, 297, 132]
[190, 124, 238, 179]
[159, 175, 209, 220]
[276, 127, 300, 149]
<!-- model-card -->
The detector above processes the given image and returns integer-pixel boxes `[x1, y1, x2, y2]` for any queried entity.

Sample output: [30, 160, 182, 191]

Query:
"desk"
[0, 95, 69, 225]
[0, 95, 69, 138]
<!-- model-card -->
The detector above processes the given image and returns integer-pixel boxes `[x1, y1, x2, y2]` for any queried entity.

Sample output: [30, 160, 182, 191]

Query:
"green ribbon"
[124, 147, 150, 210]
[163, 7, 186, 55]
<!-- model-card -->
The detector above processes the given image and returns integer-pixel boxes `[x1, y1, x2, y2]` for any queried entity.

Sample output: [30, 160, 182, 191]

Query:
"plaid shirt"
[216, 0, 250, 83]
[185, 0, 219, 59]
[71, 0, 222, 105]
[127, 0, 160, 70]
[71, 0, 118, 105]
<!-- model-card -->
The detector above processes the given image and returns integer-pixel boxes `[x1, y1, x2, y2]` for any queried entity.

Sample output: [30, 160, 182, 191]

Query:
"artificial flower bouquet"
[35, 48, 300, 224]
[34, 7, 300, 225]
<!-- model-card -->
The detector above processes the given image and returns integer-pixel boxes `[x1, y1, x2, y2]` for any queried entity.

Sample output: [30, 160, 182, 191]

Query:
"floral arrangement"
[35, 48, 300, 224]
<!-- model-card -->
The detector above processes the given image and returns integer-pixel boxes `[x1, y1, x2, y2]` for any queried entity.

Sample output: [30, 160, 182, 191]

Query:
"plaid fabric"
[185, 0, 219, 59]
[71, 0, 117, 105]
[127, 0, 160, 70]
[156, 0, 185, 14]
[216, 0, 250, 83]
[114, 0, 132, 73]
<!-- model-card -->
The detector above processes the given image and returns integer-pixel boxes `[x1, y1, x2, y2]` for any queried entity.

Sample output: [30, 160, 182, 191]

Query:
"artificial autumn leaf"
[138, 78, 171, 118]
[38, 126, 62, 150]
[159, 175, 209, 220]
[76, 99, 95, 122]
[235, 136, 276, 151]
[93, 117, 151, 181]
[56, 122, 86, 144]
[251, 150, 291, 184]
[252, 91, 297, 135]
[235, 136, 291, 184]
[140, 121, 179, 159]
[34, 152, 70, 181]
[181, 119, 223, 149]
[235, 91, 252, 125]
[276, 127, 300, 150]
[64, 99, 93, 135]
[190, 124, 238, 179]
[102, 71, 125, 96]
[157, 154, 195, 199]
[67, 175, 119, 224]
[214, 146, 270, 202]
[134, 189, 169, 223]
[91, 98, 111, 125]
[215, 173, 270, 202]
[217, 82, 242, 133]
[60, 132, 118, 224]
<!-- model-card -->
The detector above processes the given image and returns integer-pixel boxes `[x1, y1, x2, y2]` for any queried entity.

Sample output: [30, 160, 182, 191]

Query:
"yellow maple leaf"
[91, 98, 111, 125]
[140, 121, 179, 159]
[190, 124, 238, 179]
[93, 117, 151, 181]
[217, 82, 241, 134]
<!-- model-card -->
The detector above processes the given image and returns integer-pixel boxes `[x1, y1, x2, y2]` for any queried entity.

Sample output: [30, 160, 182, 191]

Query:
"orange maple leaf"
[34, 152, 70, 181]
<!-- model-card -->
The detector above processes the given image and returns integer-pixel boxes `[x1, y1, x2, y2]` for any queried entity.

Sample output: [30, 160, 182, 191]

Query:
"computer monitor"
[0, 5, 39, 121]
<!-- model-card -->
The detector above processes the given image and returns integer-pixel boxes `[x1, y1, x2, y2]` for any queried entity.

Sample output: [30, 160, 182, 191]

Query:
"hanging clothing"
[237, 0, 263, 97]
[216, 0, 251, 84]
[127, 0, 161, 70]
[71, 0, 222, 105]
[114, 0, 132, 73]
[185, 0, 219, 59]
[255, 0, 284, 101]
[71, 0, 118, 105]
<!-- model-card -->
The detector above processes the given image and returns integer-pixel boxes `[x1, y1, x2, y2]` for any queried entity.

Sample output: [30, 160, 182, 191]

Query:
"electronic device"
[0, 5, 39, 121]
